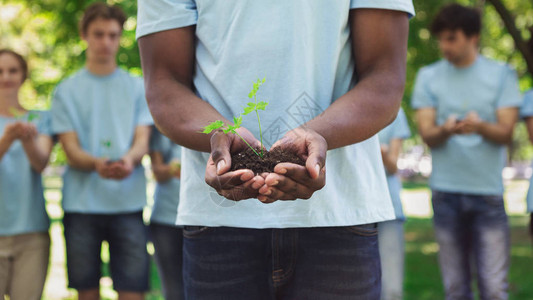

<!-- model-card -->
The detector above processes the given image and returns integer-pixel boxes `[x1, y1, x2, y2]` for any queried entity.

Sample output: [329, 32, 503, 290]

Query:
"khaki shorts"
[0, 232, 50, 300]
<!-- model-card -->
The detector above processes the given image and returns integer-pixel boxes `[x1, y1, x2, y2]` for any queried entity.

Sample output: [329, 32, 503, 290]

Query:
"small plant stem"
[254, 95, 264, 156]
[255, 110, 264, 157]
[234, 131, 262, 158]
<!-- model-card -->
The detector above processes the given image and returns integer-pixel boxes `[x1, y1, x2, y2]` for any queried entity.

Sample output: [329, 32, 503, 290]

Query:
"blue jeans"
[149, 222, 184, 300]
[63, 212, 150, 292]
[432, 191, 510, 300]
[378, 220, 404, 300]
[183, 225, 381, 300]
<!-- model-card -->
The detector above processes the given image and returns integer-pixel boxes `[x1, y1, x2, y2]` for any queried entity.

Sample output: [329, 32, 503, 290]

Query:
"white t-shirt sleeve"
[350, 0, 415, 17]
[136, 0, 198, 39]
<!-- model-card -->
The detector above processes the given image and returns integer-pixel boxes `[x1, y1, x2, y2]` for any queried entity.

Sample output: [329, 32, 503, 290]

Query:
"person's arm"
[150, 151, 179, 182]
[381, 139, 402, 174]
[458, 108, 518, 145]
[0, 122, 21, 161]
[139, 26, 226, 152]
[110, 126, 151, 180]
[258, 9, 410, 203]
[139, 26, 265, 201]
[416, 108, 458, 148]
[19, 123, 53, 173]
[303, 9, 408, 149]
[58, 131, 108, 173]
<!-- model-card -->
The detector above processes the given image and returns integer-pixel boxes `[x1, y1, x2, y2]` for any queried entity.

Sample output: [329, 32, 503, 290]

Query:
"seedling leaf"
[202, 120, 225, 134]
[257, 101, 268, 111]
[27, 112, 39, 122]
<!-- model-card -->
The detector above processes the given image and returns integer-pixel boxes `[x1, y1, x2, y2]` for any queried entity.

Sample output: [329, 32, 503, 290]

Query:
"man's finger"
[210, 131, 232, 175]
[305, 136, 327, 179]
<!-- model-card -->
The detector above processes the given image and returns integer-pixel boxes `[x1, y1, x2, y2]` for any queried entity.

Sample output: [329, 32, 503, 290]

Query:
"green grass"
[403, 217, 533, 300]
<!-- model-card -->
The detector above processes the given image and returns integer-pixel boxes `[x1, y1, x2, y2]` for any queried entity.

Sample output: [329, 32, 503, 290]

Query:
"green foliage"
[1, 0, 141, 165]
[202, 78, 268, 158]
[2, 0, 533, 161]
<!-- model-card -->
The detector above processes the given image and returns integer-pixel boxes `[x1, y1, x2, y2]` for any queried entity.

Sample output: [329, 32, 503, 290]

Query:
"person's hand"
[442, 115, 459, 135]
[456, 111, 481, 134]
[2, 122, 26, 142]
[19, 123, 38, 143]
[257, 127, 327, 203]
[107, 156, 134, 180]
[169, 159, 181, 179]
[95, 158, 113, 178]
[205, 127, 265, 201]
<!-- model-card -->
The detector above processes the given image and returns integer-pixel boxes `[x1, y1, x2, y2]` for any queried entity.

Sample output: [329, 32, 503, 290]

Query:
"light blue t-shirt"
[0, 111, 51, 236]
[149, 128, 182, 226]
[377, 108, 410, 220]
[520, 89, 533, 213]
[411, 56, 522, 195]
[51, 68, 153, 213]
[137, 0, 415, 228]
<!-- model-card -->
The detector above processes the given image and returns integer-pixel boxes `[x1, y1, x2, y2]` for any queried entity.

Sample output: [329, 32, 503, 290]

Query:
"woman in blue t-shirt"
[149, 127, 184, 300]
[0, 49, 54, 299]
[377, 108, 410, 300]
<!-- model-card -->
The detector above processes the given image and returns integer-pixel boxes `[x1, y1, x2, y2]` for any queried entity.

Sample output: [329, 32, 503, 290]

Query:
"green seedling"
[101, 139, 118, 163]
[202, 78, 268, 158]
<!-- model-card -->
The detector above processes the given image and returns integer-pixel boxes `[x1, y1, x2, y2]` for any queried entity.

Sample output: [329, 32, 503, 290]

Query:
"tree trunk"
[486, 0, 533, 76]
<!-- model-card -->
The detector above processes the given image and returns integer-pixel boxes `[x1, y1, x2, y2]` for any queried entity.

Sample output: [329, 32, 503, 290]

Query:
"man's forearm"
[61, 143, 97, 171]
[421, 126, 452, 148]
[477, 122, 513, 145]
[123, 141, 148, 166]
[146, 77, 229, 153]
[67, 150, 98, 171]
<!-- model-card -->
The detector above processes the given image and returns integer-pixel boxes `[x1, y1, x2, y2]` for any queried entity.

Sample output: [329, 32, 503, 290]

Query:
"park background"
[1, 0, 533, 299]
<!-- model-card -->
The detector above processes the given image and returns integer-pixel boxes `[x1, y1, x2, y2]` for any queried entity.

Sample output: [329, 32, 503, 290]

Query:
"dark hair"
[0, 49, 28, 82]
[80, 2, 127, 35]
[431, 4, 481, 37]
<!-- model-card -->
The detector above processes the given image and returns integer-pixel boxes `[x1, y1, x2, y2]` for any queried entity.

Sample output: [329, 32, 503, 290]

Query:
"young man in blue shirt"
[137, 1, 413, 298]
[51, 3, 153, 300]
[412, 4, 522, 300]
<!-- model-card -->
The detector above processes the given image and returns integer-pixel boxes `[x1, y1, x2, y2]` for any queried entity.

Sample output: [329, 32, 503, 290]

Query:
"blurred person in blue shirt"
[149, 127, 183, 300]
[412, 4, 522, 300]
[50, 3, 153, 300]
[377, 108, 410, 300]
[0, 49, 54, 300]
[137, 0, 414, 298]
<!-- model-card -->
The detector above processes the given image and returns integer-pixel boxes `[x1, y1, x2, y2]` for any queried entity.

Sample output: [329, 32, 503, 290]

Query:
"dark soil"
[230, 147, 305, 174]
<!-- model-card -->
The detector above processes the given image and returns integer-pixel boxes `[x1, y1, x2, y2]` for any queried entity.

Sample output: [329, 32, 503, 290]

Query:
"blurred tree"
[0, 0, 532, 161]
[0, 0, 141, 165]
